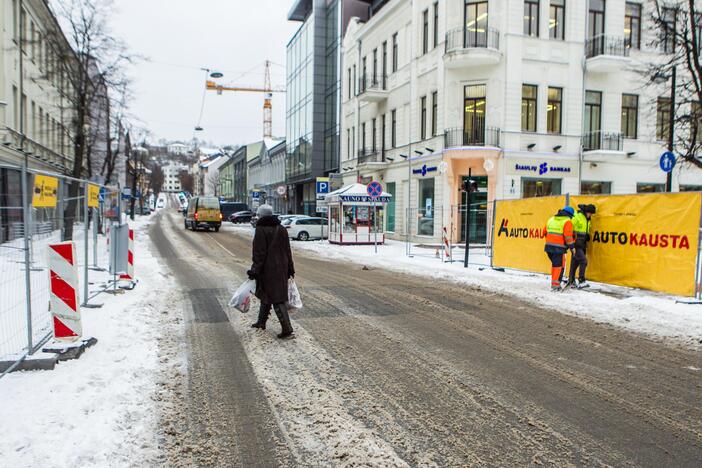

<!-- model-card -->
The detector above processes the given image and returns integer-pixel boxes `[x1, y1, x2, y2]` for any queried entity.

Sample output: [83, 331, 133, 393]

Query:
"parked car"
[229, 210, 254, 224]
[184, 196, 222, 232]
[220, 202, 249, 220]
[250, 213, 291, 227]
[285, 217, 328, 241]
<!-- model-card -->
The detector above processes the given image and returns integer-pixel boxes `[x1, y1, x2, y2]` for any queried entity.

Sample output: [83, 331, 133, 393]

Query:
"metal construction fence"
[404, 202, 494, 265]
[0, 163, 121, 375]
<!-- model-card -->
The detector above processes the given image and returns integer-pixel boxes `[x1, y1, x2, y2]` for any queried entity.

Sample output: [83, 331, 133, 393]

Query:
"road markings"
[206, 233, 238, 258]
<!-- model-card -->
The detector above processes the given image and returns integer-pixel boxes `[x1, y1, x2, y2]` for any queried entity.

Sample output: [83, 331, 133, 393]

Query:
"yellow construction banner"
[87, 184, 100, 208]
[571, 193, 701, 297]
[32, 174, 59, 208]
[492, 196, 564, 275]
[493, 193, 702, 296]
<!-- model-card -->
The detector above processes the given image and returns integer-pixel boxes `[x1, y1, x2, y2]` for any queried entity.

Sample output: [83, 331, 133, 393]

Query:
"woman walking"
[247, 204, 295, 339]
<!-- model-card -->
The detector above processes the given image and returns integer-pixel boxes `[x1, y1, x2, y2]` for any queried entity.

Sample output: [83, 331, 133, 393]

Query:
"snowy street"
[146, 209, 701, 466]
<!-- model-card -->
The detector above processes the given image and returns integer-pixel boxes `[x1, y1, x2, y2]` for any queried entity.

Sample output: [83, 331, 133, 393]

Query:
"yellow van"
[184, 196, 222, 232]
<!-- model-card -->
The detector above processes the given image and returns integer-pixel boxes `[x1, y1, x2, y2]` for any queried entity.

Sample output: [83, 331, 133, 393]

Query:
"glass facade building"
[286, 0, 369, 214]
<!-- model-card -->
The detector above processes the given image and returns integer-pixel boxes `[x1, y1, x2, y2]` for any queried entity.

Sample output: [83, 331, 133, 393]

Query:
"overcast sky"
[110, 0, 298, 147]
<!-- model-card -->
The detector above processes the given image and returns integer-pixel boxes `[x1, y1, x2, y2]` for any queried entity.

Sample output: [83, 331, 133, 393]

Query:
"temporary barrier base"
[675, 299, 702, 305]
[0, 353, 58, 373]
[43, 337, 98, 362]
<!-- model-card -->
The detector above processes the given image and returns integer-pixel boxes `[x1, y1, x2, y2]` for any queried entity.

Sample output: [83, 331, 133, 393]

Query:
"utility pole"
[666, 66, 676, 192]
[463, 168, 472, 268]
[128, 133, 136, 220]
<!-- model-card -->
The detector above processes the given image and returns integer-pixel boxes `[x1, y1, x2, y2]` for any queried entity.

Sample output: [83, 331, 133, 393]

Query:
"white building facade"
[341, 0, 702, 243]
[163, 162, 187, 193]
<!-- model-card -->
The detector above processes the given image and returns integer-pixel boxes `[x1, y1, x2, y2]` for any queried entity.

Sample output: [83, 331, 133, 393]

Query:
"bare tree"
[643, 2, 702, 169]
[206, 170, 220, 196]
[179, 171, 194, 194]
[47, 0, 132, 239]
[149, 164, 165, 195]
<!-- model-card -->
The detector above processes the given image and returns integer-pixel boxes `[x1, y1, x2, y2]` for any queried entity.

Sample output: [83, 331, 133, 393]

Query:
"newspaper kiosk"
[325, 183, 392, 245]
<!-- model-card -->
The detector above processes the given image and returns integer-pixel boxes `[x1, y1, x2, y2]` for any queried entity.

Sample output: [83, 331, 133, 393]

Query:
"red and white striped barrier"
[48, 242, 82, 341]
[442, 226, 452, 262]
[119, 229, 135, 282]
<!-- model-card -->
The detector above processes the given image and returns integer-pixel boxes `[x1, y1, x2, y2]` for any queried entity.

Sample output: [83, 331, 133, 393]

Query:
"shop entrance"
[522, 178, 562, 198]
[459, 175, 488, 244]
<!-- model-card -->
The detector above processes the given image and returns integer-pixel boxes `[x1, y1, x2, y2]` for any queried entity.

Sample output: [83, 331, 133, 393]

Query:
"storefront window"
[418, 178, 435, 235]
[680, 185, 702, 191]
[343, 206, 356, 233]
[581, 181, 611, 194]
[637, 183, 665, 193]
[386, 182, 396, 232]
[522, 178, 562, 198]
[330, 205, 340, 233]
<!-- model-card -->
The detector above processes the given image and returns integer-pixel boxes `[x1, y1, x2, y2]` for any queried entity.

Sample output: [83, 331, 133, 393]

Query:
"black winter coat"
[248, 216, 295, 305]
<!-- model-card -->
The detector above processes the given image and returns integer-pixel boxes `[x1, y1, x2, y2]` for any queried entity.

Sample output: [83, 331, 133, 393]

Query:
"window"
[361, 57, 367, 92]
[581, 181, 612, 194]
[433, 2, 439, 48]
[523, 178, 562, 198]
[521, 84, 538, 132]
[372, 118, 377, 153]
[624, 2, 641, 49]
[621, 94, 638, 139]
[680, 185, 702, 191]
[346, 129, 350, 159]
[422, 9, 429, 54]
[637, 183, 665, 193]
[361, 122, 366, 154]
[588, 0, 605, 39]
[391, 109, 397, 148]
[547, 87, 562, 134]
[382, 41, 387, 85]
[431, 91, 438, 136]
[30, 21, 35, 59]
[550, 0, 565, 40]
[418, 178, 435, 235]
[352, 65, 356, 96]
[524, 0, 540, 37]
[347, 68, 351, 99]
[381, 113, 386, 155]
[656, 97, 671, 141]
[662, 7, 676, 53]
[352, 126, 355, 157]
[420, 96, 427, 140]
[372, 48, 378, 84]
[464, 84, 486, 145]
[584, 90, 602, 149]
[465, 1, 488, 47]
[692, 101, 702, 144]
[392, 33, 398, 72]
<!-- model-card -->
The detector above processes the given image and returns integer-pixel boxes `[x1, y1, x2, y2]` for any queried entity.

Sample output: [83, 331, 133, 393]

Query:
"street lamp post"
[666, 66, 676, 192]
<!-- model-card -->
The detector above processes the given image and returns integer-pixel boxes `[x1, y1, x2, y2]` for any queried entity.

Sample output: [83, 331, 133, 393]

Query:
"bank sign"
[412, 164, 438, 177]
[508, 160, 577, 176]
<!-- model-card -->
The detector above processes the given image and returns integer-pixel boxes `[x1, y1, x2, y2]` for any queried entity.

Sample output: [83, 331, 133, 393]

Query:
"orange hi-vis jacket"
[544, 215, 575, 253]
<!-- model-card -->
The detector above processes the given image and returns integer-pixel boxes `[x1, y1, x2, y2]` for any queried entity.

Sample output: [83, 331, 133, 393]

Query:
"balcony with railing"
[585, 35, 631, 73]
[444, 127, 501, 148]
[443, 26, 501, 68]
[356, 149, 387, 167]
[357, 74, 388, 103]
[582, 130, 625, 161]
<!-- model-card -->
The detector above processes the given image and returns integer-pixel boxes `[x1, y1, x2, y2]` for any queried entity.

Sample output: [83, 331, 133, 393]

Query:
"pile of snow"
[0, 215, 176, 466]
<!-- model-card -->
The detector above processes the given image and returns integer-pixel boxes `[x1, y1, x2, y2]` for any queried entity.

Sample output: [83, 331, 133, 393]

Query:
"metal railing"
[444, 127, 501, 148]
[358, 73, 388, 94]
[445, 26, 500, 53]
[585, 35, 630, 59]
[582, 130, 624, 151]
[357, 150, 384, 164]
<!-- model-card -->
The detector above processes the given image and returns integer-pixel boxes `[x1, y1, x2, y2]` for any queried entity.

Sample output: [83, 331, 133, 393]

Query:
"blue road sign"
[660, 151, 676, 173]
[252, 191, 261, 200]
[367, 181, 383, 199]
[98, 186, 106, 202]
[316, 179, 330, 194]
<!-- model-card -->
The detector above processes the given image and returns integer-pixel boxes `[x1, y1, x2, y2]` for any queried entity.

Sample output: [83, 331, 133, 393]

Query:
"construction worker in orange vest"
[544, 206, 575, 292]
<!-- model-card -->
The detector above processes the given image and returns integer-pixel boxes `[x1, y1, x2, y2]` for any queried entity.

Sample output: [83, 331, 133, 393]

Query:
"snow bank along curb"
[223, 224, 702, 349]
[0, 215, 173, 467]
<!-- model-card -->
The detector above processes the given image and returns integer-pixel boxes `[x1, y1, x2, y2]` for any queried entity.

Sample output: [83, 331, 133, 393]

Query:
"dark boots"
[273, 303, 294, 339]
[251, 303, 271, 330]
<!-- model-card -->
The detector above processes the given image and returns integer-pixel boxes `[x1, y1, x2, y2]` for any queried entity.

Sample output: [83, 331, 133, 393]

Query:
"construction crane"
[205, 61, 285, 139]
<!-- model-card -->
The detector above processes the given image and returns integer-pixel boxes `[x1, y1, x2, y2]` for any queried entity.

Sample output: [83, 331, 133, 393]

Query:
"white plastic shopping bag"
[287, 279, 303, 310]
[228, 279, 256, 313]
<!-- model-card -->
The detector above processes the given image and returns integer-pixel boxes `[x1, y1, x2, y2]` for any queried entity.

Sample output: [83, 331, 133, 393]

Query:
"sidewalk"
[0, 215, 179, 467]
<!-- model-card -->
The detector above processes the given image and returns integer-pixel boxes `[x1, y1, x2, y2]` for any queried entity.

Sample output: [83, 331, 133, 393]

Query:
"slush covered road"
[151, 210, 702, 467]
